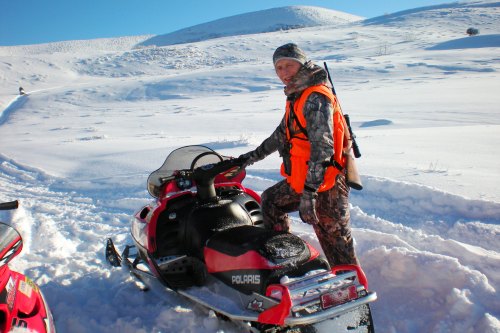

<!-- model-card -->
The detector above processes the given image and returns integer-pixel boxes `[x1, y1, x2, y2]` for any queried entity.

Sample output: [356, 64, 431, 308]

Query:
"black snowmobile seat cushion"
[205, 225, 309, 264]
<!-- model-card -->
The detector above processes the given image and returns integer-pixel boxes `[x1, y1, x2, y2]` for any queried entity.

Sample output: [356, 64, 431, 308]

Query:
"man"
[240, 43, 359, 267]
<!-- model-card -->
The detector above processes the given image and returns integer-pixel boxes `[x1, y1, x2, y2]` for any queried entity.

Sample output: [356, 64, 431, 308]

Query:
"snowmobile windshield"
[0, 223, 22, 266]
[147, 145, 223, 198]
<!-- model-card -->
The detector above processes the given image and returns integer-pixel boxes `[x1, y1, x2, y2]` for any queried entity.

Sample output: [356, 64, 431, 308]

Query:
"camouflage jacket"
[252, 61, 334, 192]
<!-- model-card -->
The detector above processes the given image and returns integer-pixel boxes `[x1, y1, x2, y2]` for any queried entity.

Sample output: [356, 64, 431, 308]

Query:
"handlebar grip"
[230, 156, 248, 166]
[0, 200, 19, 210]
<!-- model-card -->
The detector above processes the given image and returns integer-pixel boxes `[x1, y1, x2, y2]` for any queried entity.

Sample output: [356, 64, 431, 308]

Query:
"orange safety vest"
[281, 85, 349, 193]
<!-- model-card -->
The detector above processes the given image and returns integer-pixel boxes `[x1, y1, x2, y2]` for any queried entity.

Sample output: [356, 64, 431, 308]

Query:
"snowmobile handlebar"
[192, 157, 246, 202]
[158, 157, 246, 202]
[192, 157, 246, 183]
[0, 200, 19, 210]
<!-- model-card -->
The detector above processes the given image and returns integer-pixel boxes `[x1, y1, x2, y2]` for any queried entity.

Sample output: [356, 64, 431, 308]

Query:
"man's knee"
[261, 188, 271, 204]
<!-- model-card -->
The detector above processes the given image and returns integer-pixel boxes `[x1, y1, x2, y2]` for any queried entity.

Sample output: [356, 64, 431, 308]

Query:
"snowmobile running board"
[108, 241, 377, 328]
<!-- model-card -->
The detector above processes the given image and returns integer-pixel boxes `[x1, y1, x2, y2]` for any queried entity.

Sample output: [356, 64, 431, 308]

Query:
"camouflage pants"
[260, 174, 359, 267]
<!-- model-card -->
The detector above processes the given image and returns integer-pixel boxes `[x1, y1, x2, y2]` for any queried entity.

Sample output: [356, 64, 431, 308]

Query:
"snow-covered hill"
[137, 6, 363, 47]
[0, 1, 499, 332]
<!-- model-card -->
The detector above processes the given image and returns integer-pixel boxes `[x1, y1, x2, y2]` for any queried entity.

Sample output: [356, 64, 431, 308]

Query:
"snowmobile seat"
[204, 225, 329, 294]
[205, 225, 311, 266]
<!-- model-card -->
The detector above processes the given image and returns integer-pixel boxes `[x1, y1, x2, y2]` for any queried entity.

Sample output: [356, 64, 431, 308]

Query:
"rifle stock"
[344, 115, 363, 190]
[345, 154, 363, 191]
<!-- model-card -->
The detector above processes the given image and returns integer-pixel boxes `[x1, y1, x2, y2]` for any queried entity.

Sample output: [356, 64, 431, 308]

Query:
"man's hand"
[238, 151, 258, 168]
[299, 189, 319, 225]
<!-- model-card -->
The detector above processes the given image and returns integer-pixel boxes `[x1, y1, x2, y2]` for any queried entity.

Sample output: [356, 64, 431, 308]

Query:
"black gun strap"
[322, 156, 344, 171]
[288, 100, 309, 139]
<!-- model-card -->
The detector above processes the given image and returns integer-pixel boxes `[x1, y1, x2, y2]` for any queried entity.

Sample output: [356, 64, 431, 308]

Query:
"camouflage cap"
[273, 43, 307, 66]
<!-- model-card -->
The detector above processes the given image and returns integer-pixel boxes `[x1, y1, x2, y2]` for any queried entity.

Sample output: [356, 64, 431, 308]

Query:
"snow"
[0, 2, 499, 333]
[137, 6, 363, 47]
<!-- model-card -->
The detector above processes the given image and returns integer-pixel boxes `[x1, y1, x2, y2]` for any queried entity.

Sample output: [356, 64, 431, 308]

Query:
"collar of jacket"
[284, 61, 331, 97]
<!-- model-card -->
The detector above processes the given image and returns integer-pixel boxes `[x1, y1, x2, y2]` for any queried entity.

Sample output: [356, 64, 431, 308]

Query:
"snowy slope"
[0, 1, 499, 333]
[137, 6, 363, 47]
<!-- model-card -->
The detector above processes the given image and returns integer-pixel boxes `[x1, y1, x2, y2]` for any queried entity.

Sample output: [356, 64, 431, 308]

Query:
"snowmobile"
[106, 145, 377, 332]
[0, 200, 57, 333]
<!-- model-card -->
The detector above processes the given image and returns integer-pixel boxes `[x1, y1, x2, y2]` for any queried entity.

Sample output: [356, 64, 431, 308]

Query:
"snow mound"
[137, 6, 363, 47]
[427, 34, 500, 50]
[363, 0, 500, 32]
[0, 35, 152, 56]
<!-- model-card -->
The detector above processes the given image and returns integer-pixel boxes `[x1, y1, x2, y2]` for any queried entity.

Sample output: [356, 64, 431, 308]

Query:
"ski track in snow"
[0, 95, 28, 126]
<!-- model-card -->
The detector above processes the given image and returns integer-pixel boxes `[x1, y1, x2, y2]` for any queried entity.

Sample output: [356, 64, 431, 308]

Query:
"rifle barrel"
[344, 115, 361, 158]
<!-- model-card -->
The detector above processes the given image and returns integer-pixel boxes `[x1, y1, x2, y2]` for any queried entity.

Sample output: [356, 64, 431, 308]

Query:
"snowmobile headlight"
[131, 217, 149, 249]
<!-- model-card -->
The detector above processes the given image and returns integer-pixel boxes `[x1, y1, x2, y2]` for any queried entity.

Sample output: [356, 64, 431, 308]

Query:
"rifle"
[324, 62, 363, 190]
[344, 114, 361, 158]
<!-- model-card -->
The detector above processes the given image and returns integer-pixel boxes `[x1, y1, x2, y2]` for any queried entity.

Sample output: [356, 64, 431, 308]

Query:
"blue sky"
[1, 0, 450, 46]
